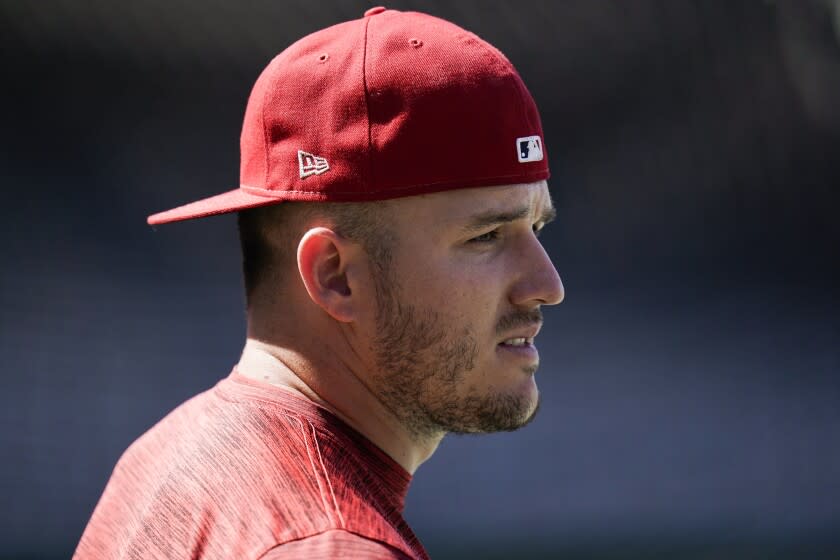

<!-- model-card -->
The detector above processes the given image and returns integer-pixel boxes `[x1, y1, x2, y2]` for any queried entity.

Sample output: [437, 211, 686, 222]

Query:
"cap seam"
[361, 14, 374, 193]
[463, 31, 533, 136]
[240, 170, 546, 196]
[261, 56, 279, 191]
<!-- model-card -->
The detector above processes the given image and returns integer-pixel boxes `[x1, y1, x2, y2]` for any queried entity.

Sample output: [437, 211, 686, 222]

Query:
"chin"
[499, 363, 540, 401]
[509, 385, 541, 428]
[449, 383, 541, 434]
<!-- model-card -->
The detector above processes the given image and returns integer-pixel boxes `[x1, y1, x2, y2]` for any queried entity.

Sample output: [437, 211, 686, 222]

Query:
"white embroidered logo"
[516, 135, 544, 163]
[298, 150, 330, 178]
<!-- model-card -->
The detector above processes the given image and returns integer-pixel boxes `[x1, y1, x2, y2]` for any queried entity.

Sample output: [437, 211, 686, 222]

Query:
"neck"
[236, 338, 442, 474]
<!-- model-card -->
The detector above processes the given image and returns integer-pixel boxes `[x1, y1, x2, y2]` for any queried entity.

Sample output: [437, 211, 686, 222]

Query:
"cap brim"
[147, 188, 283, 225]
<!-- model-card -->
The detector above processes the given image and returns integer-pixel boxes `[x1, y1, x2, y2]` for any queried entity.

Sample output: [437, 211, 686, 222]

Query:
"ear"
[296, 227, 360, 323]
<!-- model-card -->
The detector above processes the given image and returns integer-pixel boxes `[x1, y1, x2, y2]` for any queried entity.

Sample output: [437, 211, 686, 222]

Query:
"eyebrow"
[461, 204, 557, 234]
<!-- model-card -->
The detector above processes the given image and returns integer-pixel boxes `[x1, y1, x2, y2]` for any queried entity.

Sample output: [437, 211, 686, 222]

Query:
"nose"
[509, 235, 564, 307]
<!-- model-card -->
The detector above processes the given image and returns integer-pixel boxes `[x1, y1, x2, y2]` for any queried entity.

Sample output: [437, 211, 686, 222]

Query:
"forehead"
[393, 180, 552, 226]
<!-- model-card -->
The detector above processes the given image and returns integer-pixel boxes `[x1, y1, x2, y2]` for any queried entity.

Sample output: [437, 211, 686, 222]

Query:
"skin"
[237, 180, 564, 474]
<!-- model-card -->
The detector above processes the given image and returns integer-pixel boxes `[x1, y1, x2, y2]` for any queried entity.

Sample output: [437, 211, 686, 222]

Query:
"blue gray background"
[2, 1, 838, 558]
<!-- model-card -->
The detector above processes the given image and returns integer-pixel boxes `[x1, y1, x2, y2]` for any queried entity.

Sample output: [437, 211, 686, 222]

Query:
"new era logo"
[298, 150, 329, 178]
[517, 135, 544, 163]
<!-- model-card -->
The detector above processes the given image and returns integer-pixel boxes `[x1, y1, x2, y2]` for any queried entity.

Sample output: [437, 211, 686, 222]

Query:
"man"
[75, 6, 563, 559]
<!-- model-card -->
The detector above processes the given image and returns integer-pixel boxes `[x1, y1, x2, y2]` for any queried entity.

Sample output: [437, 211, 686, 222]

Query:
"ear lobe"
[297, 227, 355, 322]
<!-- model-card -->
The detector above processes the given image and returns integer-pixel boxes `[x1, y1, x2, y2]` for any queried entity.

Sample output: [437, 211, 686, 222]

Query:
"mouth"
[496, 322, 542, 366]
[499, 336, 535, 347]
[496, 336, 539, 365]
[497, 322, 541, 348]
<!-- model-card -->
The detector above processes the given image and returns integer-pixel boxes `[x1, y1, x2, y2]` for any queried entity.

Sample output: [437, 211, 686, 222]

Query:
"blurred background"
[2, 1, 839, 558]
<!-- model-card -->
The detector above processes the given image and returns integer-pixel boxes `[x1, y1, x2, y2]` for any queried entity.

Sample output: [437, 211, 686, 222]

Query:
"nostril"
[317, 53, 329, 63]
[408, 38, 423, 48]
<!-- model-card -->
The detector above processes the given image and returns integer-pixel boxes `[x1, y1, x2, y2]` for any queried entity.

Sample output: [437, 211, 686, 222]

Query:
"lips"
[497, 325, 540, 365]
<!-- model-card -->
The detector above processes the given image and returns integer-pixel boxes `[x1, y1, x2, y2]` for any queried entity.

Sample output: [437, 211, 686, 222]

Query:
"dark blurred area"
[1, 1, 838, 558]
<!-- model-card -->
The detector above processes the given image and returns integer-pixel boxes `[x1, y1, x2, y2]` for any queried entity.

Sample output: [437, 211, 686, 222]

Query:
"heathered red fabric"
[74, 369, 429, 560]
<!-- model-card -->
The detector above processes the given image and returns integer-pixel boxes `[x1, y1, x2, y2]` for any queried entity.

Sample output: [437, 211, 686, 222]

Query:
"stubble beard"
[369, 268, 541, 442]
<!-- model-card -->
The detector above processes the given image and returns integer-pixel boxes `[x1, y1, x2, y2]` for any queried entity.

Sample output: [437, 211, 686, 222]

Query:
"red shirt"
[75, 369, 429, 559]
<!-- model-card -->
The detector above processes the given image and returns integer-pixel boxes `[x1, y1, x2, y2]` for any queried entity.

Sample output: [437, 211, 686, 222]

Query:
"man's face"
[362, 181, 563, 441]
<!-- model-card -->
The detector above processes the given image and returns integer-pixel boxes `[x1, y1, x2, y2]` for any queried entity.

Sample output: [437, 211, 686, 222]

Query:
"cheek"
[394, 235, 515, 317]
[404, 257, 493, 305]
[406, 259, 507, 342]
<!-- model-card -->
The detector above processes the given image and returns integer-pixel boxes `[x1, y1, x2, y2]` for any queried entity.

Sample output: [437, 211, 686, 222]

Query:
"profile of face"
[362, 181, 563, 441]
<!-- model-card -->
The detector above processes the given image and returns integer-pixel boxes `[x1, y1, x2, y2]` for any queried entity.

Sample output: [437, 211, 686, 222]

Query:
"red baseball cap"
[147, 6, 549, 225]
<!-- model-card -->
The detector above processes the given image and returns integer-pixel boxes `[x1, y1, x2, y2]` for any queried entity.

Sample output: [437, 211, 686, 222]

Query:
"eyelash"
[470, 230, 500, 243]
[469, 224, 544, 244]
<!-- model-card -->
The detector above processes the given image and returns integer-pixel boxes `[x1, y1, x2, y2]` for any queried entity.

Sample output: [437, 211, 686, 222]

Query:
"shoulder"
[258, 529, 415, 560]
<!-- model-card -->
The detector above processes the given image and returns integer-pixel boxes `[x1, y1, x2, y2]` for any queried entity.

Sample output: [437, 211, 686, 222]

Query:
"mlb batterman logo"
[298, 150, 330, 178]
[517, 135, 544, 163]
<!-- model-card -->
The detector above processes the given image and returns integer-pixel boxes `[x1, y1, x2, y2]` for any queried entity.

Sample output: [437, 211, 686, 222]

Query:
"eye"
[469, 229, 500, 243]
[532, 222, 545, 237]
